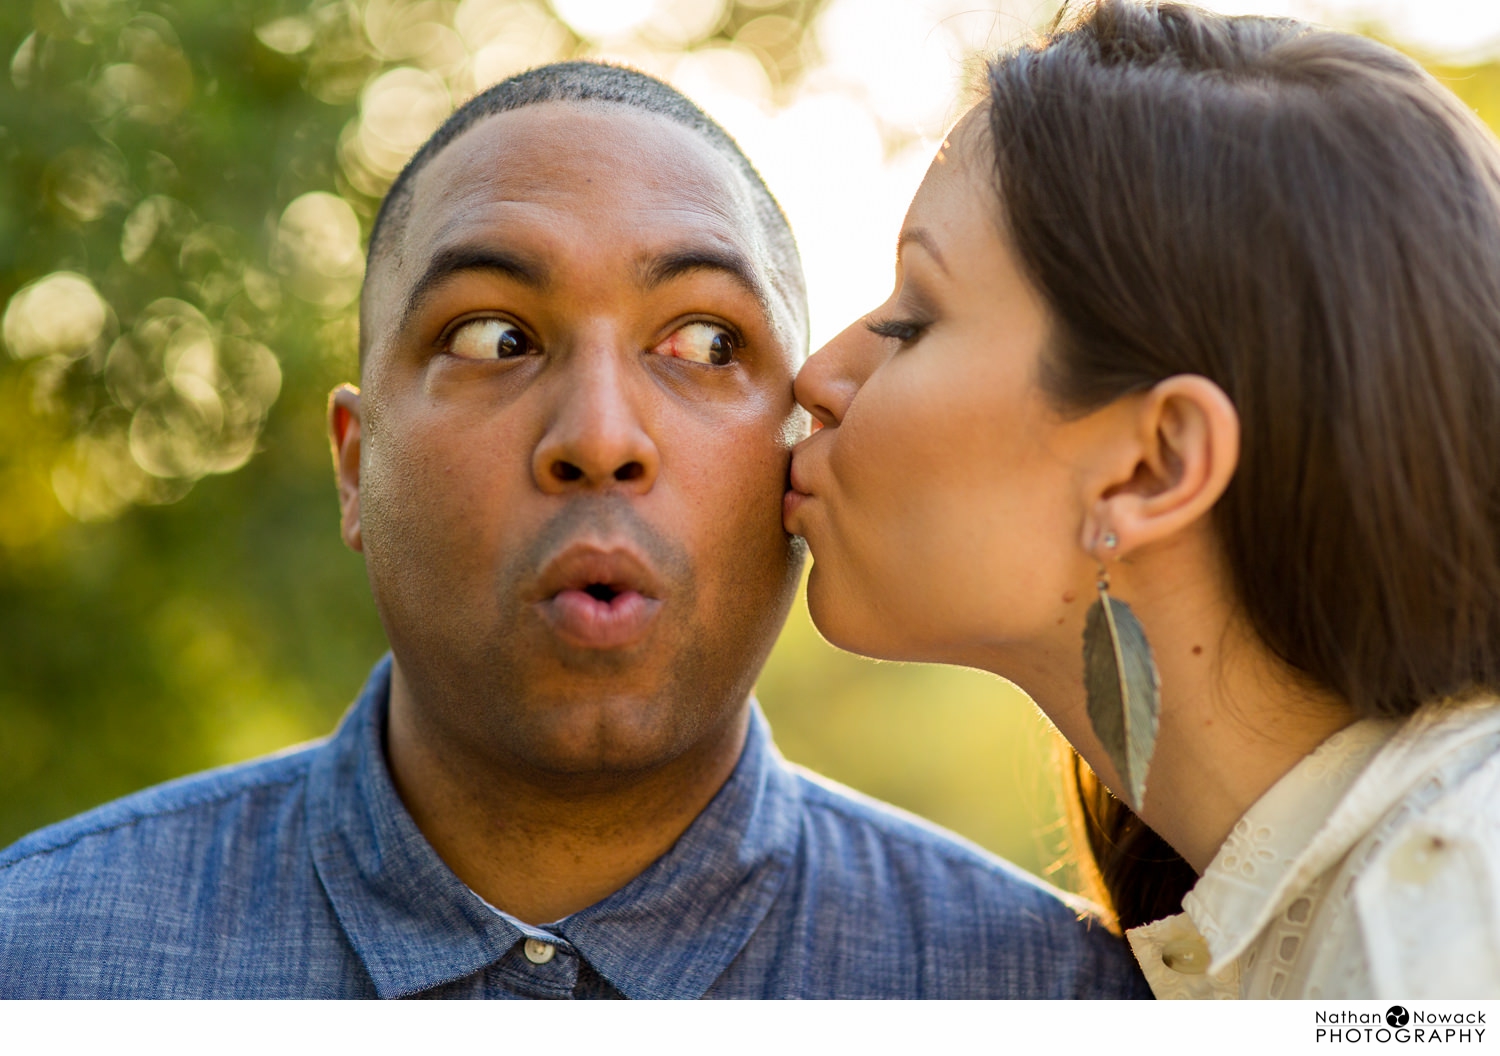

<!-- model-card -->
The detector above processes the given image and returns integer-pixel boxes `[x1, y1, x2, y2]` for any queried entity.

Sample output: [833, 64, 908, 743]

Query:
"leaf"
[1083, 586, 1161, 811]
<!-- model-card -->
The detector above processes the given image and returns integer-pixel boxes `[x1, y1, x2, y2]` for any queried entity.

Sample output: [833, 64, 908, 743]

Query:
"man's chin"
[387, 611, 753, 779]
[497, 693, 746, 780]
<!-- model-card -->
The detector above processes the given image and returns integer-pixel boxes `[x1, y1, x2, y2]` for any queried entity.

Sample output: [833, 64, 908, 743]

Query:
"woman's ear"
[1083, 375, 1239, 556]
[328, 384, 364, 553]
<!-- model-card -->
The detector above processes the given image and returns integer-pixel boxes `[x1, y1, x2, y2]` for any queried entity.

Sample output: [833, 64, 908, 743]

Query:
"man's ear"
[328, 384, 364, 553]
[1081, 375, 1239, 557]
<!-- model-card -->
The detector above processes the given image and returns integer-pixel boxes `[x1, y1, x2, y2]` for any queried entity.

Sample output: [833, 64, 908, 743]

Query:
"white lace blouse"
[1126, 696, 1500, 999]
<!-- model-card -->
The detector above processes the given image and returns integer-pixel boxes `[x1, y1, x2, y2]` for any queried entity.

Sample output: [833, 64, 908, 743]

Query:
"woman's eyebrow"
[399, 244, 549, 332]
[896, 228, 950, 275]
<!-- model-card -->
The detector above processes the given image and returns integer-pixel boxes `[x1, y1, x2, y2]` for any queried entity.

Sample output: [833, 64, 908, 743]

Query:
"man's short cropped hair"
[364, 61, 807, 350]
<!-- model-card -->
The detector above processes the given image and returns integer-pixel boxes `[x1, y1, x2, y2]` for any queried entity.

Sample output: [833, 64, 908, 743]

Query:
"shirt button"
[1160, 935, 1210, 975]
[523, 938, 556, 965]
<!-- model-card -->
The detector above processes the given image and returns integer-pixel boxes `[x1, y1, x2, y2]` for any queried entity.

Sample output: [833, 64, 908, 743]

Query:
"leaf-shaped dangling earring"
[1082, 531, 1160, 812]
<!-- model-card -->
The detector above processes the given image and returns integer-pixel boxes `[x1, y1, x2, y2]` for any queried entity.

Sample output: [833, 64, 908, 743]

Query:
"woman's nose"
[793, 318, 881, 429]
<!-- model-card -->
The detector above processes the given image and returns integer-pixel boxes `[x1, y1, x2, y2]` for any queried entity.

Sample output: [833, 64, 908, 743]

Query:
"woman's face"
[785, 112, 1104, 670]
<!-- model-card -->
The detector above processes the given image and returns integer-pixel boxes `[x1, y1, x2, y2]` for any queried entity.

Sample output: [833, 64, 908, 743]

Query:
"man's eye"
[651, 322, 738, 366]
[446, 318, 534, 360]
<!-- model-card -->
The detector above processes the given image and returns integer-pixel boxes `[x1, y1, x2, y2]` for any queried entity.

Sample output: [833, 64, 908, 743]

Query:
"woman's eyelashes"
[865, 315, 930, 347]
[444, 317, 535, 360]
[650, 321, 741, 366]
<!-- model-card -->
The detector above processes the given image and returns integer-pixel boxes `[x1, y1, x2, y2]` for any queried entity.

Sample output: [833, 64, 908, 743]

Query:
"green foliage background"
[4, 0, 1494, 888]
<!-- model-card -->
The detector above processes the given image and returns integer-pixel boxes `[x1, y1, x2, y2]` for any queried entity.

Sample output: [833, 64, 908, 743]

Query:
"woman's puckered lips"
[783, 439, 820, 530]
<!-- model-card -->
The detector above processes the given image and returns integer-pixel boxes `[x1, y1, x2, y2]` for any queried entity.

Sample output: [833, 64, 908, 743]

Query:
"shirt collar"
[306, 655, 801, 999]
[550, 695, 801, 999]
[1178, 695, 1500, 973]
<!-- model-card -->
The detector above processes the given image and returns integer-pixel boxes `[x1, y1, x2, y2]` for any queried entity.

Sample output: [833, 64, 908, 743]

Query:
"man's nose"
[532, 347, 660, 494]
[792, 318, 881, 429]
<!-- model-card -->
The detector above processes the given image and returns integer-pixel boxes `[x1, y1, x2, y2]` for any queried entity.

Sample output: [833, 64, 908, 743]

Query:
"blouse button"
[1161, 935, 1210, 974]
[523, 938, 556, 965]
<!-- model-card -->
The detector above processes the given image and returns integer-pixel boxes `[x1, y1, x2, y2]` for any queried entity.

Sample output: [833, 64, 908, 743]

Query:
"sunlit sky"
[555, 0, 1500, 351]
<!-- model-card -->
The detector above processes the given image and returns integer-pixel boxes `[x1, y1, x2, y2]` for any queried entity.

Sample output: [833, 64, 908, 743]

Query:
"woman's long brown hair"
[985, 1, 1500, 930]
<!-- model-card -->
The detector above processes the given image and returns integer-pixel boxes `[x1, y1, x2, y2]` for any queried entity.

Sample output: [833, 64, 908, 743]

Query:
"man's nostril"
[552, 461, 584, 482]
[615, 462, 644, 482]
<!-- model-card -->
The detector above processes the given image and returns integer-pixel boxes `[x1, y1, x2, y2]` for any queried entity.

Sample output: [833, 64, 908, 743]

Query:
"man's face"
[339, 102, 806, 779]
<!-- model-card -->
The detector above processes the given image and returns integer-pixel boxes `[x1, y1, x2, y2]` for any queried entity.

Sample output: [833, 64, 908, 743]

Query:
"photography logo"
[1315, 1005, 1484, 1044]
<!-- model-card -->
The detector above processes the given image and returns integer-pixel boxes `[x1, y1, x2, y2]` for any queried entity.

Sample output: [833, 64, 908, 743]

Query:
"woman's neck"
[990, 531, 1357, 875]
[1132, 615, 1355, 871]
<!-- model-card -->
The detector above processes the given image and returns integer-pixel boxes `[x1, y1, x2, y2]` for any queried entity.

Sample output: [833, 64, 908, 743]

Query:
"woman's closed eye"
[865, 315, 930, 347]
[445, 318, 536, 360]
[651, 321, 740, 366]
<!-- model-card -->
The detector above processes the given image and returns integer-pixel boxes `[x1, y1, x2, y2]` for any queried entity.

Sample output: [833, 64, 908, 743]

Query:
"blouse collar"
[1175, 696, 1500, 975]
[1181, 716, 1395, 973]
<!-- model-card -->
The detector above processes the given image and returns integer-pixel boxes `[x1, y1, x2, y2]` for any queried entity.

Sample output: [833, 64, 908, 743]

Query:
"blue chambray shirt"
[0, 656, 1150, 999]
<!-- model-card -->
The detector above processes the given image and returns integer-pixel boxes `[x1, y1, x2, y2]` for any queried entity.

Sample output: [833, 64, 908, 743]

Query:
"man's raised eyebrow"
[637, 247, 770, 313]
[896, 228, 949, 275]
[399, 245, 549, 333]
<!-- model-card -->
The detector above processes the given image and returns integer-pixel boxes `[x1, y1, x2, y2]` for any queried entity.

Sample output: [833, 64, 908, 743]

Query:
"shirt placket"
[486, 931, 582, 997]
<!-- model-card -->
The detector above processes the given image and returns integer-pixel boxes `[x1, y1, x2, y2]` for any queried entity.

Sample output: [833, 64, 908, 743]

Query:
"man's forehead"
[401, 102, 761, 260]
[359, 98, 805, 367]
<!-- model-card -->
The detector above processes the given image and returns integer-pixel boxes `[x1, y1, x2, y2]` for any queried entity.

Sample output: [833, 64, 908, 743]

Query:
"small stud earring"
[1102, 531, 1119, 551]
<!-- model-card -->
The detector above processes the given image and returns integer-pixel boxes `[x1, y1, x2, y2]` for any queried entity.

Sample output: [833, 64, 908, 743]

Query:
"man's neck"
[383, 677, 750, 926]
